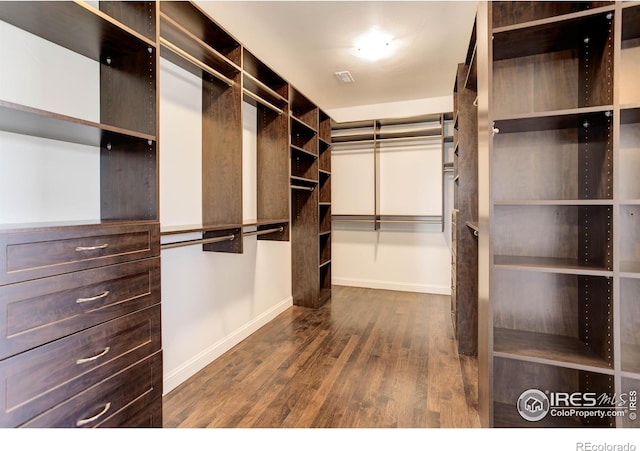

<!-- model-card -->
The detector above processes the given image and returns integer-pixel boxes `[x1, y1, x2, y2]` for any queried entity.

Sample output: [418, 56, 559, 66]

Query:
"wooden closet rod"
[159, 37, 235, 87]
[161, 233, 236, 250]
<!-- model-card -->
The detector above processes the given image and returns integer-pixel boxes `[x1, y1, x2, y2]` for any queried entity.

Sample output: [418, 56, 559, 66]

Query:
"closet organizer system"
[331, 114, 452, 230]
[158, 1, 332, 310]
[475, 1, 640, 428]
[0, 0, 331, 428]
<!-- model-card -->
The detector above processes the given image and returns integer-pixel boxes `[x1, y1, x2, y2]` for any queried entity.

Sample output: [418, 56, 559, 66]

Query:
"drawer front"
[0, 306, 161, 427]
[101, 391, 162, 428]
[0, 222, 160, 285]
[0, 257, 160, 360]
[21, 351, 162, 428]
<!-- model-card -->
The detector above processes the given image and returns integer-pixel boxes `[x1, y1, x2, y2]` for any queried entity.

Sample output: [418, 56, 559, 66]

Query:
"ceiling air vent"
[334, 70, 354, 84]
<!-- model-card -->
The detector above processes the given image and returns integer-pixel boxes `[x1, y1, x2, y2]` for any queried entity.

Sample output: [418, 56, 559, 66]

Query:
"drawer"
[0, 305, 161, 427]
[0, 257, 160, 360]
[0, 222, 160, 285]
[106, 394, 162, 428]
[21, 351, 162, 428]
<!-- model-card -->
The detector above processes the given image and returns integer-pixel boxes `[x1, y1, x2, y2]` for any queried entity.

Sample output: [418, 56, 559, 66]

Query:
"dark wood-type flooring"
[162, 285, 480, 428]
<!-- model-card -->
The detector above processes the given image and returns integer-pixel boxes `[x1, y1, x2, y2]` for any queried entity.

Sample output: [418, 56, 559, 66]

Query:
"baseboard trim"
[163, 296, 293, 395]
[332, 277, 451, 295]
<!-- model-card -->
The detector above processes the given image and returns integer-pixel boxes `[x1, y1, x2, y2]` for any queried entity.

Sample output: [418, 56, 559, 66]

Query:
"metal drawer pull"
[76, 402, 111, 427]
[76, 290, 110, 304]
[75, 243, 109, 251]
[76, 347, 110, 364]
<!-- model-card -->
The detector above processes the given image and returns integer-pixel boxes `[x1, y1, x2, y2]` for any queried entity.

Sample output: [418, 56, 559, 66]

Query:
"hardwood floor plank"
[162, 285, 480, 428]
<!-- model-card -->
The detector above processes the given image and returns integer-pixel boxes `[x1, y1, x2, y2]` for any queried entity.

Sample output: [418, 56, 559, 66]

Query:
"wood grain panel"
[291, 188, 319, 307]
[202, 73, 242, 228]
[99, 1, 157, 41]
[257, 105, 289, 225]
[453, 64, 478, 356]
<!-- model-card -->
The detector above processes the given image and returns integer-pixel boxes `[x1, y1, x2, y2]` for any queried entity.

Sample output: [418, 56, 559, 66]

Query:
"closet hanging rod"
[243, 226, 284, 237]
[161, 233, 236, 250]
[377, 219, 443, 225]
[377, 135, 443, 144]
[159, 37, 235, 87]
[291, 185, 315, 191]
[242, 88, 284, 115]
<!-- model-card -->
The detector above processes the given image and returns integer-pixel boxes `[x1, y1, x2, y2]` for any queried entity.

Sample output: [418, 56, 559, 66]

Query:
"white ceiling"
[195, 1, 478, 112]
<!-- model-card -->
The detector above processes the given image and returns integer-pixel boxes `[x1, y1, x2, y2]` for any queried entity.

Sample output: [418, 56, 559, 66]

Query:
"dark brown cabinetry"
[0, 2, 161, 427]
[290, 87, 332, 308]
[477, 1, 639, 428]
[452, 21, 479, 356]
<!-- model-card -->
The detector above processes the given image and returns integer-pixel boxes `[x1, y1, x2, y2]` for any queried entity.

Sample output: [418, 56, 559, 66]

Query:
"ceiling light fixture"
[354, 28, 395, 61]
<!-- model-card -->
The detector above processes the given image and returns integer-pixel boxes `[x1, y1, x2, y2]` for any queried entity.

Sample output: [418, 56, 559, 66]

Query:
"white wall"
[0, 20, 100, 225]
[160, 58, 292, 394]
[327, 96, 453, 295]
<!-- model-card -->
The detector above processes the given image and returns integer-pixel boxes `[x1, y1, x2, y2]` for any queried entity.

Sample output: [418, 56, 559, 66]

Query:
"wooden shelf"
[290, 175, 318, 185]
[290, 144, 317, 159]
[623, 3, 640, 40]
[494, 255, 612, 276]
[621, 105, 640, 124]
[494, 328, 612, 373]
[0, 100, 155, 147]
[494, 107, 613, 133]
[242, 49, 288, 107]
[493, 8, 614, 61]
[159, 2, 240, 66]
[494, 199, 614, 206]
[622, 343, 640, 374]
[160, 13, 240, 82]
[291, 115, 317, 135]
[0, 1, 155, 62]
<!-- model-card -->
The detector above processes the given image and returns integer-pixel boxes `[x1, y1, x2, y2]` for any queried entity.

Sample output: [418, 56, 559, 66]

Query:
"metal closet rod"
[160, 226, 285, 250]
[161, 233, 236, 250]
[159, 37, 235, 87]
[291, 185, 315, 191]
[243, 226, 284, 237]
[243, 88, 284, 115]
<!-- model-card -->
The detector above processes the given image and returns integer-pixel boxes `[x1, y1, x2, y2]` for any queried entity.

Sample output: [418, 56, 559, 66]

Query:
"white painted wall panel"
[331, 142, 375, 215]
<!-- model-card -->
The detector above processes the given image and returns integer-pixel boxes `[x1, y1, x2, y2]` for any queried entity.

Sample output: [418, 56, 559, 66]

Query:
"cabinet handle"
[75, 243, 109, 251]
[76, 347, 110, 364]
[76, 402, 111, 427]
[76, 290, 110, 304]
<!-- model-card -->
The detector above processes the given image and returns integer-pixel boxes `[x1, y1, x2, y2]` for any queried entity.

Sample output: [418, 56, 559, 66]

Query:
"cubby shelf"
[0, 100, 156, 147]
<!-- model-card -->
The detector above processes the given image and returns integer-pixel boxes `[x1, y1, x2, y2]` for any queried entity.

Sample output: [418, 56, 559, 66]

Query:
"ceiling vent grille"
[334, 71, 354, 84]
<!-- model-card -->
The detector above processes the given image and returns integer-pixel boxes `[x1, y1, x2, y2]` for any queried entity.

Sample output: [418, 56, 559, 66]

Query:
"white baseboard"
[332, 277, 451, 295]
[162, 296, 293, 395]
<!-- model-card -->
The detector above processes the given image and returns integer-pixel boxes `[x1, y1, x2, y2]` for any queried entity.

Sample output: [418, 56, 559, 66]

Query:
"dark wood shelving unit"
[451, 23, 479, 356]
[290, 87, 331, 308]
[476, 1, 630, 428]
